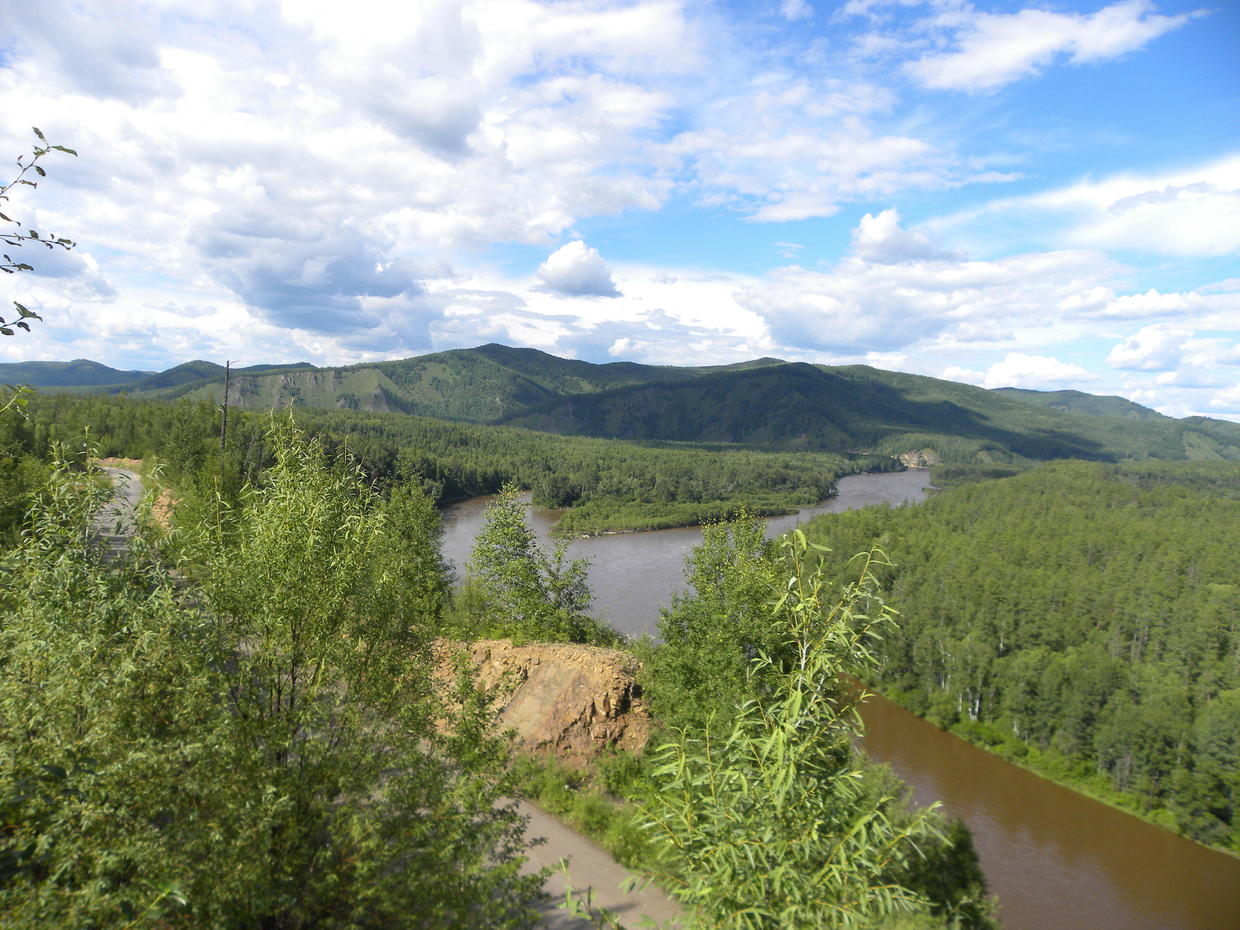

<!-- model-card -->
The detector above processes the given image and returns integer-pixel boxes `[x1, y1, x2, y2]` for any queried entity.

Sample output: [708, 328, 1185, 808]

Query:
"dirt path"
[518, 799, 682, 928]
[94, 466, 143, 559]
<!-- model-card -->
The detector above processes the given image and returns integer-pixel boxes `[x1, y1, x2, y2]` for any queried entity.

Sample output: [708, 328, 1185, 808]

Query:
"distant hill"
[153, 344, 718, 421]
[992, 387, 1166, 421]
[0, 359, 153, 387]
[501, 362, 1240, 462]
[121, 360, 315, 393]
[16, 344, 1240, 464]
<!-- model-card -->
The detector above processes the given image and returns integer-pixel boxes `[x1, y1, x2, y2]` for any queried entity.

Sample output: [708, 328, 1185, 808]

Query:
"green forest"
[802, 461, 1240, 852]
[8, 392, 872, 535]
[0, 412, 996, 928]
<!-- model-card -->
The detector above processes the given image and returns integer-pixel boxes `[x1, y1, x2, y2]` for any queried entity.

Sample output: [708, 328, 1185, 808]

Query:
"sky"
[0, 0, 1237, 419]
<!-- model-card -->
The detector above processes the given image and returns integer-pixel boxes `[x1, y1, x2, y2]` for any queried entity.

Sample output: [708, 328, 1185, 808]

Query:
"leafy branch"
[0, 127, 77, 335]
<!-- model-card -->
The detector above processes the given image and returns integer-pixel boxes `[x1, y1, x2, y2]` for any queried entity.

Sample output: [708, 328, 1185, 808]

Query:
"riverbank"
[897, 698, 1240, 860]
[499, 460, 903, 538]
[551, 494, 817, 537]
[861, 689, 1240, 930]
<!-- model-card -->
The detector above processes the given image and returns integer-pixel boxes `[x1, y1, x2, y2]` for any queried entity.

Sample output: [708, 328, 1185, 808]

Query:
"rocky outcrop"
[434, 639, 652, 765]
[898, 449, 940, 467]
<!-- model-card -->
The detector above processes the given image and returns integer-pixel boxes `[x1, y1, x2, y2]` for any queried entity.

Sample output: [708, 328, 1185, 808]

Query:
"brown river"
[440, 472, 1240, 930]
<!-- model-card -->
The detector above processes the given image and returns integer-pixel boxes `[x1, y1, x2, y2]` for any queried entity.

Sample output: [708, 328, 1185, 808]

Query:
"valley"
[2, 343, 1238, 929]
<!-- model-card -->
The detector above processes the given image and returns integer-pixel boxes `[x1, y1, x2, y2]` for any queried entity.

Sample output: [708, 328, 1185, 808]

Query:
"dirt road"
[518, 799, 682, 928]
[95, 466, 143, 559]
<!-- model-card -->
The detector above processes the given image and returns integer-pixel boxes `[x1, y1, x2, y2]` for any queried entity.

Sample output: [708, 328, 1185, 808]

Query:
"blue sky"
[1, 0, 1237, 419]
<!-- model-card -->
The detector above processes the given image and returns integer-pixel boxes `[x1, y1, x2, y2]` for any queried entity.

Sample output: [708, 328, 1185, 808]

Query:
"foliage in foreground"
[449, 484, 622, 646]
[638, 535, 994, 929]
[0, 430, 543, 928]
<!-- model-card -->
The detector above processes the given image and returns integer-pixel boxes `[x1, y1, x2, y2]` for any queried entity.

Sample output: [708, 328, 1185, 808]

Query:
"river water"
[440, 469, 933, 637]
[440, 472, 1240, 929]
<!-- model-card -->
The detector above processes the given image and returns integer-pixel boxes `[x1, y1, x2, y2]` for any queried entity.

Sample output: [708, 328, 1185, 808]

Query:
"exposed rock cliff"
[898, 449, 940, 467]
[435, 639, 652, 765]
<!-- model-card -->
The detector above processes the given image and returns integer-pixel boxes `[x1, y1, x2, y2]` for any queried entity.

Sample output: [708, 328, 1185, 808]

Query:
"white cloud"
[906, 1, 1200, 92]
[608, 336, 637, 356]
[943, 352, 1098, 390]
[736, 210, 1124, 353]
[983, 352, 1097, 388]
[1106, 317, 1240, 394]
[780, 0, 814, 22]
[1205, 386, 1240, 416]
[935, 154, 1240, 258]
[536, 241, 621, 298]
[851, 208, 960, 262]
[673, 105, 1010, 222]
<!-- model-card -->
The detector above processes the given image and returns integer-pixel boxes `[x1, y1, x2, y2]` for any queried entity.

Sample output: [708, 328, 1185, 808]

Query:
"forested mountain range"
[5, 343, 1240, 464]
[0, 358, 155, 386]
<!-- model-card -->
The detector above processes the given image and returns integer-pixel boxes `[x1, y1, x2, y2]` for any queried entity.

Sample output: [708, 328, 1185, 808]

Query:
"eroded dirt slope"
[435, 638, 652, 765]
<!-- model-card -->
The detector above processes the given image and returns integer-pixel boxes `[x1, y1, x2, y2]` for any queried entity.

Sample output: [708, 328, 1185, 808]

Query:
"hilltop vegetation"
[802, 461, 1240, 853]
[0, 430, 544, 928]
[8, 343, 1240, 465]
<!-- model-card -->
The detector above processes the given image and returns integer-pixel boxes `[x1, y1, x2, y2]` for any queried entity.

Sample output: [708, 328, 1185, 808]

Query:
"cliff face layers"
[435, 639, 651, 765]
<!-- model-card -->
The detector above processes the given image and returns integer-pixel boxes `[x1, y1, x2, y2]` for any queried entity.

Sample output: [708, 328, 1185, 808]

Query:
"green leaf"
[34, 165, 46, 177]
[32, 126, 45, 141]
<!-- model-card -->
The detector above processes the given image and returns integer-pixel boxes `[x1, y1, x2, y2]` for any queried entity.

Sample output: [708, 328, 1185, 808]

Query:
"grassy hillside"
[159, 344, 713, 421]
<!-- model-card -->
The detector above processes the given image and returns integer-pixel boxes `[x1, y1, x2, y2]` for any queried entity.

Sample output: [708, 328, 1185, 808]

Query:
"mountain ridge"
[5, 345, 1238, 464]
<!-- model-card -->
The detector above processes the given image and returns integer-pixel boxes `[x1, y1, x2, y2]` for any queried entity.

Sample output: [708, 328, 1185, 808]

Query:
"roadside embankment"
[434, 638, 652, 765]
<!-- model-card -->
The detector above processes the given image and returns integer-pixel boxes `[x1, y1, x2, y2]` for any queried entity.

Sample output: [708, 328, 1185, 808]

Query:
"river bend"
[440, 472, 1240, 929]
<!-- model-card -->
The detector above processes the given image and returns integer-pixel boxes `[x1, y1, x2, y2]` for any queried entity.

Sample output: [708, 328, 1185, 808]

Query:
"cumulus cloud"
[671, 94, 1013, 222]
[851, 208, 960, 262]
[906, 1, 1200, 92]
[2, 0, 169, 101]
[977, 352, 1098, 389]
[536, 241, 621, 297]
[1106, 320, 1240, 394]
[199, 212, 428, 333]
[1205, 386, 1240, 416]
[736, 210, 1124, 353]
[933, 155, 1240, 259]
